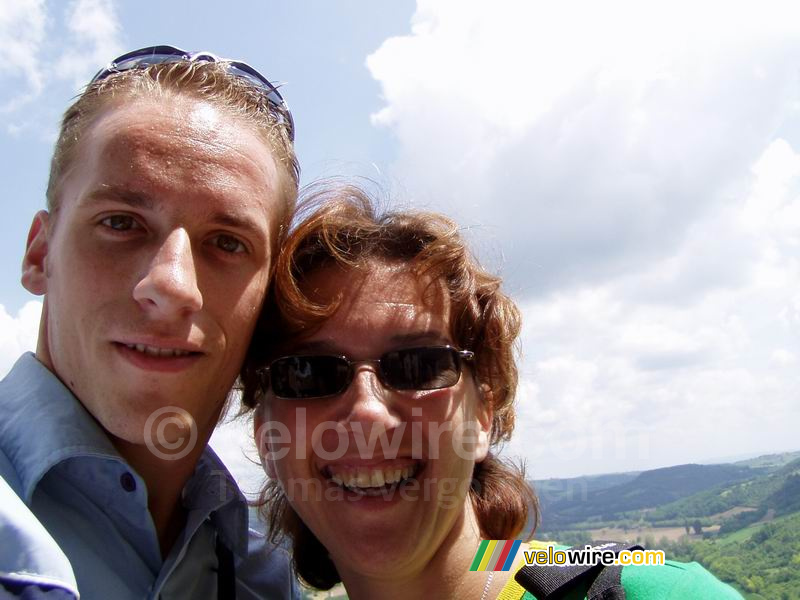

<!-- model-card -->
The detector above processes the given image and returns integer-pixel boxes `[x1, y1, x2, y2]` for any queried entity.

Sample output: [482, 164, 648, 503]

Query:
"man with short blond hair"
[0, 46, 300, 599]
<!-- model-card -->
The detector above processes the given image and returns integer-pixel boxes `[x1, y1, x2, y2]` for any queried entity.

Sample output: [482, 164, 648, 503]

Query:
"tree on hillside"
[693, 519, 703, 535]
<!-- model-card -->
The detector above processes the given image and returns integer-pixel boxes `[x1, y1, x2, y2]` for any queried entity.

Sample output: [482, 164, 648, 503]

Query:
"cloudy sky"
[0, 0, 798, 493]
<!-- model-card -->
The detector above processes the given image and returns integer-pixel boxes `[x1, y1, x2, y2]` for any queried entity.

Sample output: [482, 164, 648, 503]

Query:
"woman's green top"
[496, 543, 743, 599]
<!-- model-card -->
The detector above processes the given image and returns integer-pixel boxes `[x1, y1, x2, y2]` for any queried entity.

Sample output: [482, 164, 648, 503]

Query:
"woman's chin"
[331, 540, 426, 582]
[298, 475, 474, 583]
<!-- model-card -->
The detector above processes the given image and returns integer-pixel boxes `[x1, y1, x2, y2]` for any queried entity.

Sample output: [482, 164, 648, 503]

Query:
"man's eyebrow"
[79, 186, 268, 240]
[80, 185, 155, 209]
[208, 211, 267, 240]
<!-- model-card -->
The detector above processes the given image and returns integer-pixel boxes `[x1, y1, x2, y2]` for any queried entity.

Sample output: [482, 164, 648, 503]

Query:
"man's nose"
[133, 229, 203, 317]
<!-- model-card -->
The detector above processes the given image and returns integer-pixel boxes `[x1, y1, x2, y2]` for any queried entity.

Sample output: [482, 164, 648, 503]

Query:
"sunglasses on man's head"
[258, 345, 475, 399]
[91, 44, 295, 141]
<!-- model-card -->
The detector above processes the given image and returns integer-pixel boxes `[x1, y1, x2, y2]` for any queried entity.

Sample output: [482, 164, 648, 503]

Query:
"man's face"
[22, 95, 282, 448]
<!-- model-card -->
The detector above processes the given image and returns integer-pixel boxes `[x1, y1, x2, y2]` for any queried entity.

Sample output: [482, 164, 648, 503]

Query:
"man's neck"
[112, 436, 209, 558]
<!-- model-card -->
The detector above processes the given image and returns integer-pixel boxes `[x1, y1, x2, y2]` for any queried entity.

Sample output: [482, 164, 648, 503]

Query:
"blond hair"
[47, 60, 299, 219]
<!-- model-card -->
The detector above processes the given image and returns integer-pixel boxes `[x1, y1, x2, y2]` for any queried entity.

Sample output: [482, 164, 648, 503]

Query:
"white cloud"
[368, 1, 800, 292]
[54, 0, 123, 89]
[369, 1, 800, 477]
[504, 139, 800, 476]
[0, 301, 42, 378]
[210, 398, 265, 499]
[0, 0, 123, 126]
[0, 0, 47, 112]
[772, 349, 796, 365]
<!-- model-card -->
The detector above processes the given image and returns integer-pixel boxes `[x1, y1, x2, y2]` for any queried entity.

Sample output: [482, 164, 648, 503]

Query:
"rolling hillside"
[534, 462, 766, 531]
[531, 451, 800, 599]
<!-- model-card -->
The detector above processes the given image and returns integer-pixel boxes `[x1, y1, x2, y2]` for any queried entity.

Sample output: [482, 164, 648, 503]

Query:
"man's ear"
[254, 409, 277, 479]
[475, 383, 494, 463]
[21, 211, 50, 295]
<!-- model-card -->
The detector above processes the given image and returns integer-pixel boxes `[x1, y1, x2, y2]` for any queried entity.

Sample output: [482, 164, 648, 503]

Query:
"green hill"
[532, 451, 800, 599]
[647, 457, 800, 525]
[536, 463, 761, 531]
[732, 450, 800, 469]
[664, 512, 800, 599]
[533, 471, 640, 505]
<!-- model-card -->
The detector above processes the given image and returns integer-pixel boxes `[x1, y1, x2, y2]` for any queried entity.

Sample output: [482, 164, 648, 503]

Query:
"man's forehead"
[55, 95, 282, 233]
[86, 96, 276, 179]
[91, 95, 250, 148]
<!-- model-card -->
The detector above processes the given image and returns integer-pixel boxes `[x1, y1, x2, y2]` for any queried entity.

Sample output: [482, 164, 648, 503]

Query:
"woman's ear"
[254, 409, 278, 479]
[474, 383, 494, 462]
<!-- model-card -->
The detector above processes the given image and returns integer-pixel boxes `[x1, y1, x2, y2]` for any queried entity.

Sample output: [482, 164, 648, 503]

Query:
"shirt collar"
[184, 446, 250, 558]
[0, 353, 250, 557]
[0, 353, 120, 502]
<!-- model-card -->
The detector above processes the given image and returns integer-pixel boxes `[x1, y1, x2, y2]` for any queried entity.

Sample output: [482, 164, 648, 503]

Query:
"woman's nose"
[341, 365, 403, 431]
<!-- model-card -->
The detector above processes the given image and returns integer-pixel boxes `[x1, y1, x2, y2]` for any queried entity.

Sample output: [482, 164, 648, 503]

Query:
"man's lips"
[113, 338, 205, 356]
[112, 340, 204, 371]
[118, 342, 198, 358]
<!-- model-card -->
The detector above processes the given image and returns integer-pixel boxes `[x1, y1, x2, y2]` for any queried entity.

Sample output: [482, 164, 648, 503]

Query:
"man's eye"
[100, 215, 138, 231]
[213, 234, 247, 254]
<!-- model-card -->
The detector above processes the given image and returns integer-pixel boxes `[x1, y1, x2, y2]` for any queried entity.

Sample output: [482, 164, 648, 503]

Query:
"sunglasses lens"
[113, 53, 183, 73]
[270, 356, 350, 398]
[382, 347, 461, 391]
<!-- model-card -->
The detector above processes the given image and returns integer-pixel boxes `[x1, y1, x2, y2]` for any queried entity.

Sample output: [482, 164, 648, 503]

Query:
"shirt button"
[120, 472, 137, 492]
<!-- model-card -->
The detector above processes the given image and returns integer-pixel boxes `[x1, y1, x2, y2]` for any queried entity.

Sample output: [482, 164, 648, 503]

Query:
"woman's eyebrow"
[284, 340, 341, 355]
[388, 331, 450, 345]
[285, 332, 451, 355]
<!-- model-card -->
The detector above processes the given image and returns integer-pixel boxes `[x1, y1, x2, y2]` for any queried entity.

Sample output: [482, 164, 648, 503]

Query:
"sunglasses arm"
[255, 366, 271, 394]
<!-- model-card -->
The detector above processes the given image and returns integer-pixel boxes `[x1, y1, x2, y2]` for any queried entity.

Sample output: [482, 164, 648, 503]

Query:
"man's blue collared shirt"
[0, 353, 297, 599]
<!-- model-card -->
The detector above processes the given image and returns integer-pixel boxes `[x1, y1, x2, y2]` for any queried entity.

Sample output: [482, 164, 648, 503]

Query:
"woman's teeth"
[329, 465, 417, 491]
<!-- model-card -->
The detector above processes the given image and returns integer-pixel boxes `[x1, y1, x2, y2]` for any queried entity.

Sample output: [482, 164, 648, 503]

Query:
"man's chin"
[90, 401, 201, 463]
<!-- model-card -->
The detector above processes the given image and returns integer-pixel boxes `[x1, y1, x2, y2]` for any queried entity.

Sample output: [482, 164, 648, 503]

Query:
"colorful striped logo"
[469, 540, 522, 571]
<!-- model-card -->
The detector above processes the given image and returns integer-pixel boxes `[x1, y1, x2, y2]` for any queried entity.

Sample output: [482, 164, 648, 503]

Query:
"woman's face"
[256, 261, 492, 580]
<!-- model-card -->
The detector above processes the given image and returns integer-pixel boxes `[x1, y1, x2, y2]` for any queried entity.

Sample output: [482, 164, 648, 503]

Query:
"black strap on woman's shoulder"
[514, 541, 643, 600]
[215, 535, 236, 600]
[586, 564, 625, 600]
